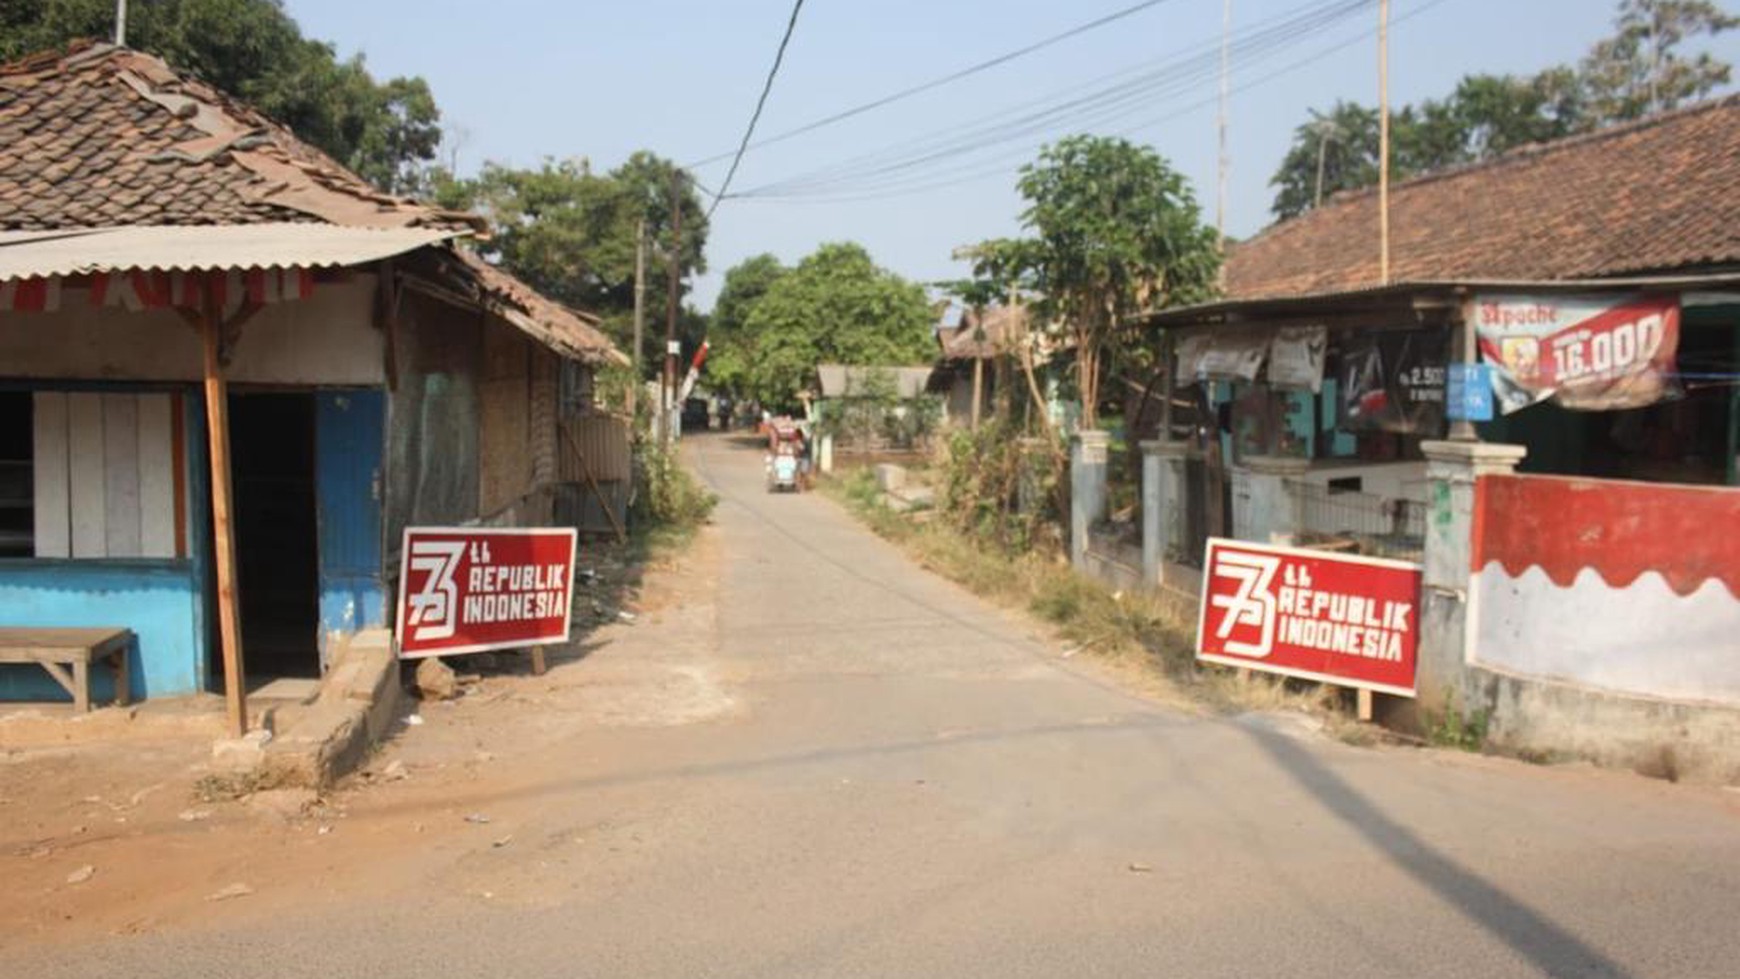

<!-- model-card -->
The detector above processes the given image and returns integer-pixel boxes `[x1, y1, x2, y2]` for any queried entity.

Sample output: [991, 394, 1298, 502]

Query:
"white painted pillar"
[1140, 439, 1191, 589]
[1417, 440, 1527, 714]
[1070, 430, 1110, 571]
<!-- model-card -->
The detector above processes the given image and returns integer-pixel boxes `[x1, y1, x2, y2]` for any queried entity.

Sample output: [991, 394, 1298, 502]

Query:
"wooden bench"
[0, 628, 133, 711]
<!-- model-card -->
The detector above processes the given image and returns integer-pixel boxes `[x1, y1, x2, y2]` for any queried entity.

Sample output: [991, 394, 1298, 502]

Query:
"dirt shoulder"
[0, 526, 730, 947]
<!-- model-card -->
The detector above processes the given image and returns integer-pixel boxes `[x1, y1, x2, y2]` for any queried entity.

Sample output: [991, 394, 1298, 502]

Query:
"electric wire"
[685, 0, 1183, 170]
[706, 0, 807, 220]
[733, 0, 1453, 204]
[737, 0, 1368, 198]
[730, 0, 1369, 201]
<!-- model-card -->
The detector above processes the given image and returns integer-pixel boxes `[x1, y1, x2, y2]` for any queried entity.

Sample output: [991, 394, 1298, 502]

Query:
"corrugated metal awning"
[0, 223, 460, 280]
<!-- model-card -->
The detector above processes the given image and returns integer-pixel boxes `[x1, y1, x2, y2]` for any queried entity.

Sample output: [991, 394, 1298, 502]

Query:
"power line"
[735, 0, 1365, 198]
[706, 0, 808, 220]
[685, 0, 1182, 170]
[733, 0, 1371, 201]
[728, 0, 1454, 205]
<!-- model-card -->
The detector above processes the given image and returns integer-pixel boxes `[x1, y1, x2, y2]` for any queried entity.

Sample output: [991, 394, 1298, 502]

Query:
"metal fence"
[1287, 479, 1426, 562]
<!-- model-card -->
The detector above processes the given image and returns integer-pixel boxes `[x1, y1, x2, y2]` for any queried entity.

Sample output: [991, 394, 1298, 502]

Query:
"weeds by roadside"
[632, 437, 718, 551]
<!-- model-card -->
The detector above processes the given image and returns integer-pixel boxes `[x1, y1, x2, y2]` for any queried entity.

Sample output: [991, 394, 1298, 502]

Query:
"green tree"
[706, 254, 789, 398]
[1580, 0, 1737, 120]
[738, 243, 934, 407]
[1269, 0, 1732, 219]
[1269, 102, 1383, 221]
[1, 0, 443, 193]
[460, 152, 709, 354]
[1008, 135, 1220, 429]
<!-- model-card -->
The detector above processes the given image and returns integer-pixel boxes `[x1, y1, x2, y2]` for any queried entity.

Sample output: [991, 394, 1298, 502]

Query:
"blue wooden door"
[315, 390, 386, 666]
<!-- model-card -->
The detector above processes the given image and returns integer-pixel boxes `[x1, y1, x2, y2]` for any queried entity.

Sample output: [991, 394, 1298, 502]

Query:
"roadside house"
[1134, 94, 1740, 777]
[0, 42, 624, 729]
[930, 303, 1022, 429]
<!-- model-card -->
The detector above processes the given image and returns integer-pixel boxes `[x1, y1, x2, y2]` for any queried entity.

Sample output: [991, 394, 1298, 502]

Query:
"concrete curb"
[257, 630, 401, 789]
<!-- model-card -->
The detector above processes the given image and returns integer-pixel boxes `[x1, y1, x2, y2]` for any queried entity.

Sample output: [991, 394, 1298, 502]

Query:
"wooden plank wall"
[559, 414, 632, 485]
[33, 391, 180, 560]
[30, 392, 71, 559]
[478, 324, 534, 517]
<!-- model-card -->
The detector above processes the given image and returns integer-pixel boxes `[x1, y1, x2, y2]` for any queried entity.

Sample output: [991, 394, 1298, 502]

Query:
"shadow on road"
[1246, 726, 1634, 979]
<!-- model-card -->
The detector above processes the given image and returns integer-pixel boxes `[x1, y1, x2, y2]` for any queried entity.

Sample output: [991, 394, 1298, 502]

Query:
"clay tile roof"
[1225, 95, 1740, 301]
[938, 304, 1025, 361]
[0, 41, 624, 366]
[0, 40, 482, 233]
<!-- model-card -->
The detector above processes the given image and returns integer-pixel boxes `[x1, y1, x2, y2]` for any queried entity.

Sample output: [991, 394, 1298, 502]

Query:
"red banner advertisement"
[1196, 538, 1421, 697]
[1473, 293, 1680, 412]
[396, 528, 578, 659]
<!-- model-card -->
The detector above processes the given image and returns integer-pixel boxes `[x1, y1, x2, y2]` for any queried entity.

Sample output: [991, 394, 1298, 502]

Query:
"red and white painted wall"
[1470, 475, 1740, 706]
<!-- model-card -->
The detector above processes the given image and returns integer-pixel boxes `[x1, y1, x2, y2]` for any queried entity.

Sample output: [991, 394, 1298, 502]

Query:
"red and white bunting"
[0, 277, 64, 313]
[3, 268, 316, 316]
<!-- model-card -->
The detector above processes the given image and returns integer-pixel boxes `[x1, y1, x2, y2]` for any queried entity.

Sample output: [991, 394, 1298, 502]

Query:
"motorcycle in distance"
[764, 418, 807, 493]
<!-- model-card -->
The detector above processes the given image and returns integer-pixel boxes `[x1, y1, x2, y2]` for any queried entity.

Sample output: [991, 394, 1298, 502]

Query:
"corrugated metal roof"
[0, 223, 460, 279]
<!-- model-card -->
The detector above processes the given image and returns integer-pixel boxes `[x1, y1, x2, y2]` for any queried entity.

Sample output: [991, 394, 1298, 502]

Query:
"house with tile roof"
[0, 42, 625, 727]
[1125, 97, 1740, 778]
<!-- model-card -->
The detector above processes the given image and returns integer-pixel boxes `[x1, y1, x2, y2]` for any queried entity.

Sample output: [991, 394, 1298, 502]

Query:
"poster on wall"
[1338, 330, 1446, 434]
[395, 527, 578, 658]
[1472, 293, 1681, 413]
[1196, 538, 1421, 697]
[1268, 325, 1328, 392]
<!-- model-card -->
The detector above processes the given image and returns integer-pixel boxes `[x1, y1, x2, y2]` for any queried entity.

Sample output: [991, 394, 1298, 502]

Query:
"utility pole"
[1313, 121, 1334, 209]
[630, 218, 646, 421]
[1377, 0, 1391, 285]
[114, 0, 127, 46]
[663, 172, 684, 446]
[1215, 0, 1232, 256]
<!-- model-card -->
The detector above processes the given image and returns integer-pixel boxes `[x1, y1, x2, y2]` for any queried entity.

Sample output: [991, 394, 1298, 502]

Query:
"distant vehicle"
[681, 397, 710, 431]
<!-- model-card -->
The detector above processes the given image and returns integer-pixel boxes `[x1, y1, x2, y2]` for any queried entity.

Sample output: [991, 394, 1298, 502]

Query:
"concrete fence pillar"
[1416, 440, 1527, 714]
[1230, 455, 1310, 545]
[1140, 440, 1191, 589]
[1070, 429, 1110, 571]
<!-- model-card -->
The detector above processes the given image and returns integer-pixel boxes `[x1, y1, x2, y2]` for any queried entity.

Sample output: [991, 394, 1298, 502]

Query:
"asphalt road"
[13, 432, 1740, 978]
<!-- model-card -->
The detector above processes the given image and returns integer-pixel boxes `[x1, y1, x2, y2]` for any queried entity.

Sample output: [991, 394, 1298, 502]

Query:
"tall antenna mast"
[1377, 0, 1391, 284]
[1216, 0, 1232, 254]
[115, 0, 128, 46]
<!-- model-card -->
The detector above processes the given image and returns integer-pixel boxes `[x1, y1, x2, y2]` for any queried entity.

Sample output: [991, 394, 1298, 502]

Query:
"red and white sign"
[1473, 293, 1680, 412]
[1196, 538, 1421, 697]
[395, 527, 578, 659]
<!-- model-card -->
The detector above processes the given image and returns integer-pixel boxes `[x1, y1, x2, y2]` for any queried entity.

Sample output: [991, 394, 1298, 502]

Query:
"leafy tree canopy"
[705, 254, 789, 399]
[999, 135, 1220, 428]
[1, 0, 443, 193]
[728, 243, 934, 408]
[1269, 0, 1734, 219]
[442, 152, 710, 357]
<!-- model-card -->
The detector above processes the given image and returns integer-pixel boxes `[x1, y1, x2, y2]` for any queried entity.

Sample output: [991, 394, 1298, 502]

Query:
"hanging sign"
[1472, 293, 1680, 413]
[1339, 330, 1447, 435]
[1197, 538, 1421, 697]
[1446, 363, 1495, 422]
[1268, 325, 1328, 392]
[396, 527, 578, 658]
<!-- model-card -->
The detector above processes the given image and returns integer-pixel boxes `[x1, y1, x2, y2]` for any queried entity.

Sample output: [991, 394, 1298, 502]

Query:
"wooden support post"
[971, 357, 984, 432]
[200, 295, 248, 737]
[1357, 687, 1374, 723]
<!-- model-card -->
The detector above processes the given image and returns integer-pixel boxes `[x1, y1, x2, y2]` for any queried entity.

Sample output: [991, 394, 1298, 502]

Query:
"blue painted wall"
[0, 389, 209, 703]
[0, 560, 202, 700]
[316, 390, 386, 657]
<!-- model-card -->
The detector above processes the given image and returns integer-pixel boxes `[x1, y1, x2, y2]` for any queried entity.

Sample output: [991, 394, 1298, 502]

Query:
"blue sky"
[286, 0, 1737, 308]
